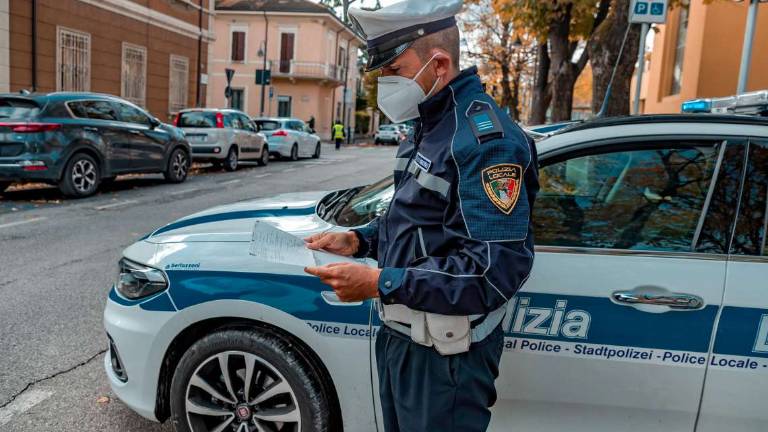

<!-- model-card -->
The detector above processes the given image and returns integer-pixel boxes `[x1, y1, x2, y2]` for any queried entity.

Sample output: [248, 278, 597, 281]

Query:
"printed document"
[249, 221, 357, 267]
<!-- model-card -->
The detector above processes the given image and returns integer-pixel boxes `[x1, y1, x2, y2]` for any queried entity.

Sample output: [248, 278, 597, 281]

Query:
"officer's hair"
[412, 25, 460, 72]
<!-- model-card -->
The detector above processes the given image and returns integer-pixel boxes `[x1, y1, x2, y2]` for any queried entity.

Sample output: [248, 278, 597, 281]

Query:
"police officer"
[333, 120, 345, 150]
[305, 1, 538, 430]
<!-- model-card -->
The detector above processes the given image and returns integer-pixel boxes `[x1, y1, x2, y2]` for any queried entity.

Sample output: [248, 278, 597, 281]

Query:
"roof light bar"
[682, 90, 768, 116]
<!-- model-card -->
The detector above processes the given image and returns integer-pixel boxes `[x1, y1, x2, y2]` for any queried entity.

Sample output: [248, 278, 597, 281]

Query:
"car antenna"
[595, 23, 634, 118]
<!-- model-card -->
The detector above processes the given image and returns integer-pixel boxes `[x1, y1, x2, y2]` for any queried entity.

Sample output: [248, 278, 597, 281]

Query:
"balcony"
[269, 60, 347, 85]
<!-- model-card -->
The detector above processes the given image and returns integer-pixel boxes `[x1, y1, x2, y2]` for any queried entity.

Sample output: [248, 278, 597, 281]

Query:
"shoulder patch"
[466, 100, 504, 143]
[482, 163, 522, 214]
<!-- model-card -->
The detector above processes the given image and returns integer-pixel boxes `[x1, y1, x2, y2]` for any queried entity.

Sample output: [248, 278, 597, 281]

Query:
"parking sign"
[630, 0, 668, 24]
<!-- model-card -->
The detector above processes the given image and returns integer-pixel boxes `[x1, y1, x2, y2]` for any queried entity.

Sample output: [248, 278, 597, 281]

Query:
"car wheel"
[374, 139, 380, 145]
[169, 329, 330, 432]
[165, 148, 190, 183]
[290, 144, 299, 162]
[257, 147, 269, 166]
[59, 153, 100, 198]
[225, 147, 239, 172]
[312, 143, 321, 159]
[0, 181, 11, 193]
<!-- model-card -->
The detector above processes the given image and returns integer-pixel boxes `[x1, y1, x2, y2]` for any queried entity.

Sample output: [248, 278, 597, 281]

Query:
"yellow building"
[637, 0, 768, 114]
[209, 0, 362, 140]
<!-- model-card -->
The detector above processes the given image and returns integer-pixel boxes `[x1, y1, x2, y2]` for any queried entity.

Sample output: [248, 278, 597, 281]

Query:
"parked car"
[0, 92, 190, 198]
[175, 109, 268, 171]
[105, 114, 768, 431]
[374, 124, 403, 145]
[253, 117, 321, 161]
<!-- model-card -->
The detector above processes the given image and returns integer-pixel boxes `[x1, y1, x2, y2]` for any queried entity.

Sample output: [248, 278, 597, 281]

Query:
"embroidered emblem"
[414, 152, 432, 172]
[482, 164, 522, 214]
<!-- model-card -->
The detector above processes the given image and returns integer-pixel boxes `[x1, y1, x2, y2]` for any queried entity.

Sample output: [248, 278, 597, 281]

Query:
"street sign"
[255, 69, 272, 85]
[225, 68, 235, 85]
[225, 86, 233, 99]
[630, 0, 668, 24]
[269, 87, 274, 99]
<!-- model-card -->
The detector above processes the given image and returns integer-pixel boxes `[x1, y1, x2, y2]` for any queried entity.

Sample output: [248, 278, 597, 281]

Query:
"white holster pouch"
[380, 302, 472, 355]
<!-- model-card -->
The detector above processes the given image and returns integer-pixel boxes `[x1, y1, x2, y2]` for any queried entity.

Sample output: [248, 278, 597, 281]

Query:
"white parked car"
[374, 124, 403, 145]
[254, 118, 321, 161]
[105, 114, 768, 432]
[176, 109, 269, 171]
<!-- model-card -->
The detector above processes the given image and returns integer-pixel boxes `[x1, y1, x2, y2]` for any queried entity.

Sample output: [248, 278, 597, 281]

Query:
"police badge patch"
[482, 164, 522, 214]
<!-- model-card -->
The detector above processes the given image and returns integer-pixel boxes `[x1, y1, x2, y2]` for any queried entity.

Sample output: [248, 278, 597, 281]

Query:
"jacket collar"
[417, 66, 482, 132]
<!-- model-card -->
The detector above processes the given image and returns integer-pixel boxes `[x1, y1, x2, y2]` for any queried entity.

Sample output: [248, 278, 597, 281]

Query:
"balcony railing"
[269, 60, 347, 83]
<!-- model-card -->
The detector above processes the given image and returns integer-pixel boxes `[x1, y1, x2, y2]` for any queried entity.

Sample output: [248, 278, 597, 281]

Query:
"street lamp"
[735, 0, 767, 94]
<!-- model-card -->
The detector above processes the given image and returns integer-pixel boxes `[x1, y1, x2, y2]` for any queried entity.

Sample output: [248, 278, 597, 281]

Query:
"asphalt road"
[0, 143, 396, 431]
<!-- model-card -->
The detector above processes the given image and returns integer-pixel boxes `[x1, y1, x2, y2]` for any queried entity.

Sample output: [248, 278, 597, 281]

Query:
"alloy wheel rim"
[173, 152, 188, 179]
[71, 159, 96, 193]
[185, 350, 301, 432]
[228, 150, 238, 169]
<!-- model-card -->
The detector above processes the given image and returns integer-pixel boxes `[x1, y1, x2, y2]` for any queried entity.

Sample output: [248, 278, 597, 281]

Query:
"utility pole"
[260, 11, 270, 117]
[737, 0, 760, 94]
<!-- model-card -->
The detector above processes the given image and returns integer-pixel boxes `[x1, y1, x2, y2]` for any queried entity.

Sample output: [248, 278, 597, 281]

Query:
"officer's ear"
[430, 51, 453, 81]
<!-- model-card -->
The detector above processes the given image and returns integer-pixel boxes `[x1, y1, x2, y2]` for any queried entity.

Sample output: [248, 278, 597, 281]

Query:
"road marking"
[252, 174, 271, 179]
[169, 188, 200, 196]
[283, 168, 297, 173]
[0, 389, 54, 427]
[94, 200, 137, 210]
[0, 217, 46, 230]
[220, 179, 241, 185]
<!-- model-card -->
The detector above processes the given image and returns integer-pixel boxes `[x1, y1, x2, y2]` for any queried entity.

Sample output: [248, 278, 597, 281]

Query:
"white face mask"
[377, 54, 441, 124]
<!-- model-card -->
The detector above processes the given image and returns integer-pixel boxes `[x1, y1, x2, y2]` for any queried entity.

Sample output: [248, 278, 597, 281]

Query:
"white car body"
[177, 109, 268, 164]
[105, 116, 768, 431]
[374, 125, 402, 145]
[254, 117, 321, 159]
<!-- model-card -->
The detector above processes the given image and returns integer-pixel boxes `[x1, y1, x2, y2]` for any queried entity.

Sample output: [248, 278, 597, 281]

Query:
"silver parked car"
[253, 117, 322, 161]
[175, 109, 269, 171]
[374, 124, 404, 145]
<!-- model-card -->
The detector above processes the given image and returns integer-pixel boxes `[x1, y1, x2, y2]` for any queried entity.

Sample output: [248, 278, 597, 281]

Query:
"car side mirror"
[150, 117, 162, 129]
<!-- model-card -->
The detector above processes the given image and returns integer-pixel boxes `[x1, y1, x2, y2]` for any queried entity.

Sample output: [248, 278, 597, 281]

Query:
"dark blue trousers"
[375, 324, 504, 432]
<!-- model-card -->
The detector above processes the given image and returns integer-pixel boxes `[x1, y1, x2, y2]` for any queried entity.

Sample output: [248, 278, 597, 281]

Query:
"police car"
[106, 98, 768, 431]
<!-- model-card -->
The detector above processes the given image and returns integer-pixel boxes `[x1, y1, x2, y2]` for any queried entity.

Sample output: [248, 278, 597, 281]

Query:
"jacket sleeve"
[377, 135, 539, 315]
[352, 217, 380, 260]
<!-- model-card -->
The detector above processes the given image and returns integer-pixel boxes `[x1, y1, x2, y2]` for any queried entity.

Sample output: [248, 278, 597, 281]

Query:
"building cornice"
[215, 10, 364, 43]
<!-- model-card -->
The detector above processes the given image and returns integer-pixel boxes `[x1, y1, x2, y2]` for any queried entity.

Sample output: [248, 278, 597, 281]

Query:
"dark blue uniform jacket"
[355, 67, 539, 317]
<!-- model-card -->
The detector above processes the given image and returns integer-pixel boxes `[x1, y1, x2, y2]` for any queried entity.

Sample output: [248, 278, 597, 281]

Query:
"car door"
[697, 137, 767, 431]
[292, 121, 309, 156]
[238, 114, 260, 159]
[113, 101, 166, 171]
[68, 100, 132, 173]
[489, 138, 737, 432]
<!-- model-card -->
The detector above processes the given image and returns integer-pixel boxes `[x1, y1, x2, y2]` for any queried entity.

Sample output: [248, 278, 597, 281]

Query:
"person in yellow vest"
[333, 120, 345, 151]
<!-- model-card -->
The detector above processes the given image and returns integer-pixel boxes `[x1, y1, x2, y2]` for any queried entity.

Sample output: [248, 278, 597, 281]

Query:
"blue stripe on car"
[712, 306, 768, 358]
[149, 207, 316, 237]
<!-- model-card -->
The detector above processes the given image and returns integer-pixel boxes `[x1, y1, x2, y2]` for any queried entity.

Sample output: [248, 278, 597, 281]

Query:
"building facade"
[1, 0, 214, 121]
[637, 0, 768, 114]
[211, 0, 362, 141]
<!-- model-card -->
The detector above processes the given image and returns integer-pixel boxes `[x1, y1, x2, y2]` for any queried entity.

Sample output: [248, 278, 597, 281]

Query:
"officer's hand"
[304, 263, 381, 302]
[304, 231, 359, 257]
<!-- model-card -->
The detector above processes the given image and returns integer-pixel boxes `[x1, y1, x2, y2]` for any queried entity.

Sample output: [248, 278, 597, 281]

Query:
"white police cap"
[349, 0, 463, 72]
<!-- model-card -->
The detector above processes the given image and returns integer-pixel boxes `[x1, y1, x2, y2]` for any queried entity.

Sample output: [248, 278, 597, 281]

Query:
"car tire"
[59, 153, 100, 198]
[164, 148, 190, 183]
[290, 144, 299, 162]
[0, 181, 11, 193]
[257, 147, 269, 166]
[374, 139, 380, 145]
[312, 142, 321, 159]
[169, 329, 331, 432]
[224, 147, 239, 172]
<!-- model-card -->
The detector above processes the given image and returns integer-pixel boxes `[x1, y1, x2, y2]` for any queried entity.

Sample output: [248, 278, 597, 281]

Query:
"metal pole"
[260, 11, 270, 117]
[737, 0, 759, 94]
[633, 23, 650, 115]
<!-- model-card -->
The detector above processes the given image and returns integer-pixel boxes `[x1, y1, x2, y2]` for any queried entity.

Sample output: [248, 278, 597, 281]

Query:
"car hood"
[143, 191, 334, 244]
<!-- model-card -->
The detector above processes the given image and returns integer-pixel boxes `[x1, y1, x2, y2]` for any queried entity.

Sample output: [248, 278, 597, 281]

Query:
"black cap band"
[363, 16, 456, 72]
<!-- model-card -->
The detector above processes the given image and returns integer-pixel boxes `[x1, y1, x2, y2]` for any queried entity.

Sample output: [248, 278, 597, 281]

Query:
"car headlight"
[116, 258, 168, 299]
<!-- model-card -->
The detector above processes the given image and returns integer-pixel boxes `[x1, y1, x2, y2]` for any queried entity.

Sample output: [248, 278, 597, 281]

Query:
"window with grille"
[231, 30, 246, 62]
[57, 27, 91, 92]
[169, 55, 189, 113]
[121, 43, 147, 107]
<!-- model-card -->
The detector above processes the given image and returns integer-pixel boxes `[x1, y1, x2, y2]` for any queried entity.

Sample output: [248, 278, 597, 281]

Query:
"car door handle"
[321, 291, 363, 307]
[83, 126, 99, 132]
[612, 290, 704, 310]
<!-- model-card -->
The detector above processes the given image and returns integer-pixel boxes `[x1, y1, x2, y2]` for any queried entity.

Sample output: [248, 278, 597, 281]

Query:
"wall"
[0, 0, 9, 92]
[8, 0, 211, 120]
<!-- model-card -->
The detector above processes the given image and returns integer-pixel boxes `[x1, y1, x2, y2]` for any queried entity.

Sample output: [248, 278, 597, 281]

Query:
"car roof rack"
[682, 90, 768, 117]
[556, 113, 768, 135]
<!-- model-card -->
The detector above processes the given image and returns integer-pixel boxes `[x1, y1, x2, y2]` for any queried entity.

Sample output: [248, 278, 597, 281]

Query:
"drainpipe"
[196, 0, 203, 107]
[330, 27, 344, 135]
[341, 37, 351, 144]
[259, 10, 269, 117]
[31, 0, 37, 91]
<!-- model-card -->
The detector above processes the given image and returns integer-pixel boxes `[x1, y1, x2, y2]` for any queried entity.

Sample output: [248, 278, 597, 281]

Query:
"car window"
[319, 176, 395, 227]
[222, 114, 234, 128]
[69, 100, 118, 121]
[534, 142, 722, 252]
[239, 115, 255, 132]
[256, 120, 280, 131]
[178, 111, 217, 128]
[731, 139, 768, 255]
[0, 98, 41, 119]
[380, 126, 393, 131]
[115, 103, 150, 126]
[230, 115, 243, 130]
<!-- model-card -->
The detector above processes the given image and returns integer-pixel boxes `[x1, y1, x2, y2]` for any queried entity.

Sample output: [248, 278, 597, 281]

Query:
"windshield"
[256, 120, 281, 131]
[318, 176, 395, 227]
[380, 126, 394, 131]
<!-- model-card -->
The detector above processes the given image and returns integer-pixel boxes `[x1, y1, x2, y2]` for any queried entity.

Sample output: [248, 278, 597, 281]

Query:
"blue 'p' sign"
[635, 1, 648, 14]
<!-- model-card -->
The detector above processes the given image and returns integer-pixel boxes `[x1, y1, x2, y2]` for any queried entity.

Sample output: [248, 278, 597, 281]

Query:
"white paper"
[249, 221, 360, 268]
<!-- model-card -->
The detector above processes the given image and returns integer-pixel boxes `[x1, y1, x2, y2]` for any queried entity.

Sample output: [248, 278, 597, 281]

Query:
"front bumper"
[104, 287, 176, 422]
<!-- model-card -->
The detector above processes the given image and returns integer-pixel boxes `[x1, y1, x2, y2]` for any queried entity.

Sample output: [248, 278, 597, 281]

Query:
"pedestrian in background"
[305, 0, 539, 431]
[333, 120, 345, 151]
